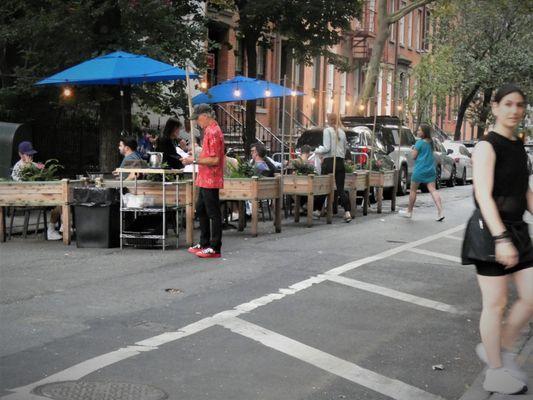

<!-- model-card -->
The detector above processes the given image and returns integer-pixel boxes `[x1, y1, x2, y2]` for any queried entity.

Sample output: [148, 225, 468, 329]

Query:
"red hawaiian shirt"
[196, 121, 225, 189]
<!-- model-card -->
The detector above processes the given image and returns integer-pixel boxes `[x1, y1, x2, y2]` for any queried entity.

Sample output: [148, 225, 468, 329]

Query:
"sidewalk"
[461, 327, 532, 400]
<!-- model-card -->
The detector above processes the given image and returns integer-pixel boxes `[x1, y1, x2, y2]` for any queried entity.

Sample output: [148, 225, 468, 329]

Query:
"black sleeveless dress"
[465, 131, 532, 276]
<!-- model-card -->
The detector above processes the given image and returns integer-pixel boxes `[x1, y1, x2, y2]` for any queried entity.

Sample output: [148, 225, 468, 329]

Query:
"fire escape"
[352, 3, 375, 63]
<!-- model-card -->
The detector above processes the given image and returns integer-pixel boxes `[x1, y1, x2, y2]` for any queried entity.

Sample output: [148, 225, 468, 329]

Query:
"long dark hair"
[162, 117, 181, 139]
[493, 83, 527, 104]
[419, 123, 434, 150]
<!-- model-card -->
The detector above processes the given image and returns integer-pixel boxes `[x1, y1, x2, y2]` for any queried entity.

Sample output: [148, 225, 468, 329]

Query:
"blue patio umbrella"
[192, 75, 303, 105]
[36, 51, 198, 131]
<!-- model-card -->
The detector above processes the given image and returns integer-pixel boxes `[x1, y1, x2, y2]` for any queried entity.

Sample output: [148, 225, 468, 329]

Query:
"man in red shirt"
[183, 104, 225, 258]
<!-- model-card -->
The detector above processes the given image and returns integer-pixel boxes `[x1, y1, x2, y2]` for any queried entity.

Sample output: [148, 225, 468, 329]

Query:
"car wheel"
[457, 167, 467, 186]
[397, 165, 408, 196]
[447, 166, 456, 187]
[435, 166, 442, 190]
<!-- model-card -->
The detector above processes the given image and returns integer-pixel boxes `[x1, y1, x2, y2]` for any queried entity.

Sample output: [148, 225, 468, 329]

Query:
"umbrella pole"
[185, 64, 196, 206]
[120, 86, 125, 135]
[280, 74, 287, 175]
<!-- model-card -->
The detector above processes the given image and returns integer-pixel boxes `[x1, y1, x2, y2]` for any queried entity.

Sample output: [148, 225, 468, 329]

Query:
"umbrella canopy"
[36, 51, 197, 86]
[192, 75, 304, 104]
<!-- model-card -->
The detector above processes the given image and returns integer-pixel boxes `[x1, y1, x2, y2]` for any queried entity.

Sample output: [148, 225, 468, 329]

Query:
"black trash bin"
[73, 187, 120, 248]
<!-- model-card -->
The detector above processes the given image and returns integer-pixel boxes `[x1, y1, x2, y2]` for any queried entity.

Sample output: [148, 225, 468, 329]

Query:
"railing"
[214, 104, 285, 154]
[296, 109, 317, 128]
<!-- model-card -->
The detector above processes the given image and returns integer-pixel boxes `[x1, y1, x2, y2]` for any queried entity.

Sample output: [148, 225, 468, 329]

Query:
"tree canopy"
[1, 0, 206, 170]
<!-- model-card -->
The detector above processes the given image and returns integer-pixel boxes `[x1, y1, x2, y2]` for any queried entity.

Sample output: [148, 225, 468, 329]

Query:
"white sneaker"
[475, 343, 527, 383]
[344, 211, 352, 223]
[483, 368, 528, 395]
[47, 229, 62, 241]
[436, 213, 445, 222]
[399, 209, 412, 218]
[312, 210, 321, 220]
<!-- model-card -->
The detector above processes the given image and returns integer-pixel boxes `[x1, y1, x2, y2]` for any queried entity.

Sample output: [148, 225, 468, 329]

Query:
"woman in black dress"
[158, 117, 184, 169]
[464, 84, 532, 394]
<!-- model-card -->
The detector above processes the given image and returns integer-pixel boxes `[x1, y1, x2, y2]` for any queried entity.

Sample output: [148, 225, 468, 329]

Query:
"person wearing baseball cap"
[183, 103, 225, 258]
[11, 141, 63, 240]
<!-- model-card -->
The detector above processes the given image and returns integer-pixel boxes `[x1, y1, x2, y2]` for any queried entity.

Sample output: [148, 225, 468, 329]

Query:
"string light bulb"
[346, 100, 351, 107]
[264, 89, 271, 97]
[63, 87, 73, 98]
[397, 104, 403, 112]
[200, 81, 208, 90]
[233, 88, 241, 98]
[291, 90, 297, 97]
[310, 97, 316, 104]
[358, 104, 365, 111]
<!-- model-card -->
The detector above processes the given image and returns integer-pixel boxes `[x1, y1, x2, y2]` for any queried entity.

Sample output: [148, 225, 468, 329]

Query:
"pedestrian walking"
[399, 123, 444, 221]
[313, 113, 352, 222]
[183, 104, 225, 258]
[461, 84, 532, 395]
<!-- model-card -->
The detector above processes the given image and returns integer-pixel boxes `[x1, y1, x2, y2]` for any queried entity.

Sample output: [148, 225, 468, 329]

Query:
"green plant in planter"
[18, 159, 63, 181]
[143, 162, 179, 182]
[291, 159, 317, 176]
[344, 162, 355, 173]
[227, 159, 257, 178]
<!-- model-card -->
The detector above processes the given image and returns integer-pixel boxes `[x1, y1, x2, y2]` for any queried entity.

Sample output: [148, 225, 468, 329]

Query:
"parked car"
[296, 127, 396, 172]
[342, 116, 415, 196]
[442, 141, 473, 185]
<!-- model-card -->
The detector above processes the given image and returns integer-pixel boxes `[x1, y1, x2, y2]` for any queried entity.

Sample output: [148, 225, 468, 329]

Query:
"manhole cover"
[34, 381, 167, 400]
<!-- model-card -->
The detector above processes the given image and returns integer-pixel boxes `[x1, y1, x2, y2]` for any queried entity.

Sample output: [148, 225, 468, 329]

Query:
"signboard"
[207, 53, 215, 70]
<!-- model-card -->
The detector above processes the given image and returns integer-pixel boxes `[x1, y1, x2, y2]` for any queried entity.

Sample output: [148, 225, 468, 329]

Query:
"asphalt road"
[1, 184, 531, 400]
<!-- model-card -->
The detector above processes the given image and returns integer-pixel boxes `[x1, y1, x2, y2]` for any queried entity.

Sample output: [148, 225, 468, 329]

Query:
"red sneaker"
[187, 244, 205, 254]
[196, 247, 221, 258]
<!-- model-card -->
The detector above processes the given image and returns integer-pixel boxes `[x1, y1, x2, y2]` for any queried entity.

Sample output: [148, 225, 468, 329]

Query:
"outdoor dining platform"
[0, 168, 399, 247]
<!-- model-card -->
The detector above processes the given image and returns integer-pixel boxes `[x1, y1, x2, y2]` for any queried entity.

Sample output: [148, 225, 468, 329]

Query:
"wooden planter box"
[369, 170, 398, 213]
[345, 171, 370, 216]
[220, 176, 282, 237]
[283, 174, 334, 227]
[0, 179, 78, 244]
[104, 179, 194, 246]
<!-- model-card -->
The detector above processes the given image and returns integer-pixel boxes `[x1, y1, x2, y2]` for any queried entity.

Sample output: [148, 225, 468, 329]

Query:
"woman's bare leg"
[477, 274, 508, 368]
[426, 182, 443, 216]
[501, 268, 533, 351]
[407, 182, 419, 213]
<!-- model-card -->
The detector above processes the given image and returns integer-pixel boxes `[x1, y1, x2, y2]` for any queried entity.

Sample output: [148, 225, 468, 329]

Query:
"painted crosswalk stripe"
[220, 317, 446, 400]
[407, 248, 462, 263]
[444, 235, 463, 241]
[324, 274, 465, 315]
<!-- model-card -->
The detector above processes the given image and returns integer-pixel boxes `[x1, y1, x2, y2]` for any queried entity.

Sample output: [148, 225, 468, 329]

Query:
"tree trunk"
[243, 37, 258, 158]
[454, 85, 479, 140]
[359, 0, 389, 114]
[98, 86, 131, 172]
[477, 87, 492, 139]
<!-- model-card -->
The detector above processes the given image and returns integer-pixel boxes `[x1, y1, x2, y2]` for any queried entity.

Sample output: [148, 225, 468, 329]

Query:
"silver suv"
[342, 116, 415, 195]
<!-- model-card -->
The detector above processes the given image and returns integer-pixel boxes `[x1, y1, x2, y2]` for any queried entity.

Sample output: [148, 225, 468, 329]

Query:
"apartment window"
[326, 64, 334, 114]
[423, 10, 431, 50]
[354, 65, 361, 97]
[385, 71, 392, 115]
[415, 10, 422, 50]
[368, 0, 376, 33]
[389, 0, 396, 42]
[256, 46, 266, 79]
[399, 1, 406, 46]
[407, 11, 413, 48]
[235, 39, 244, 75]
[340, 72, 347, 115]
[312, 57, 321, 90]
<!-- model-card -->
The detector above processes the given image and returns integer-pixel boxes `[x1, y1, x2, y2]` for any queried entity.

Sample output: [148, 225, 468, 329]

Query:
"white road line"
[2, 224, 464, 399]
[444, 235, 463, 241]
[407, 248, 462, 263]
[324, 274, 465, 315]
[219, 317, 446, 400]
[327, 225, 465, 275]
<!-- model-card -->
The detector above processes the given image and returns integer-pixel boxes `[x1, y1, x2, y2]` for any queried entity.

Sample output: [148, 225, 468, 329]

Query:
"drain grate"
[34, 381, 167, 400]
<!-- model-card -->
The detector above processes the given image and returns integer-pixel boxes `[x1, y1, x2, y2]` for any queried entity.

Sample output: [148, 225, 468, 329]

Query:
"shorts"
[474, 261, 532, 277]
